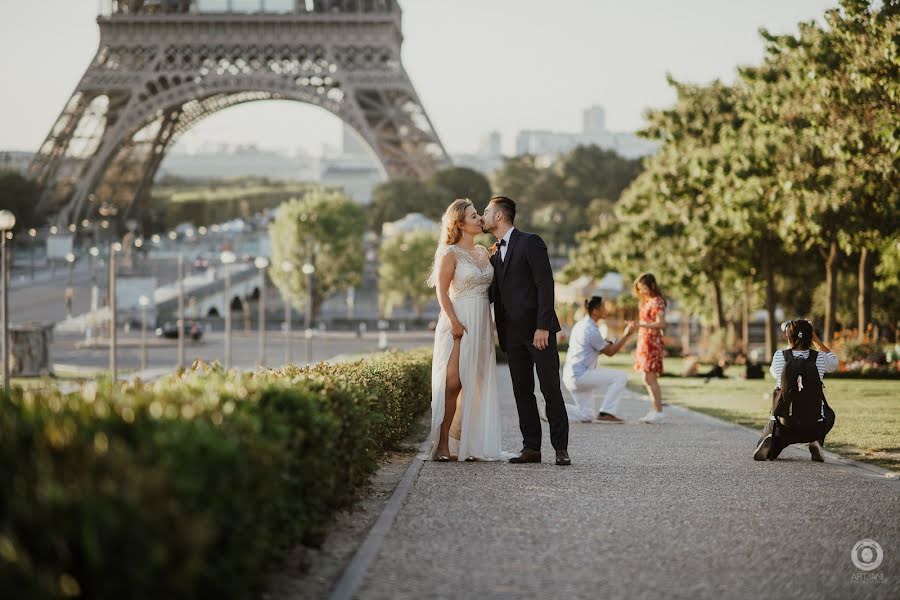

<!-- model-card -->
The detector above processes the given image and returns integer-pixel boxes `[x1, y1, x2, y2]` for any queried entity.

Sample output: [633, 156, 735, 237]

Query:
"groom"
[483, 196, 571, 466]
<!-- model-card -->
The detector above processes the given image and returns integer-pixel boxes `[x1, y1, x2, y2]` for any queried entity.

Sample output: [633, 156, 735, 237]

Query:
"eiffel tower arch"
[30, 0, 451, 225]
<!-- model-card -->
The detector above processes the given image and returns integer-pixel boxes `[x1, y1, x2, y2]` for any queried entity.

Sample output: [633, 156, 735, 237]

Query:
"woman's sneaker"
[638, 411, 664, 424]
[809, 441, 825, 462]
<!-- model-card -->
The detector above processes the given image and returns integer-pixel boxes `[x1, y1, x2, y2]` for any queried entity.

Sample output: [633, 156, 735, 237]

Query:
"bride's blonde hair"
[426, 198, 473, 288]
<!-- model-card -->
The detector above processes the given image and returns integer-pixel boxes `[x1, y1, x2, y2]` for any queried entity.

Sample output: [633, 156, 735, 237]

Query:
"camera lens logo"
[851, 539, 883, 571]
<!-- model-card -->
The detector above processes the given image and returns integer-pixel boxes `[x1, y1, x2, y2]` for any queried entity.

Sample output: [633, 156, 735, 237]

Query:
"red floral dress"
[635, 296, 666, 374]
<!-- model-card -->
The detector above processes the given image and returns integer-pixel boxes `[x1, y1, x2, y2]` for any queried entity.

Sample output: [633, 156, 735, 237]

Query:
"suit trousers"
[505, 331, 569, 452]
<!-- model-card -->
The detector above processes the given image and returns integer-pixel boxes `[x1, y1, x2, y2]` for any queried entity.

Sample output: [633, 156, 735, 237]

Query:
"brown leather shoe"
[509, 448, 541, 464]
[594, 413, 625, 424]
[555, 450, 571, 466]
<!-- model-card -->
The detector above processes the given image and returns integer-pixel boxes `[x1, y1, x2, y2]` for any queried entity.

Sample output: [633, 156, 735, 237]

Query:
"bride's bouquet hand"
[451, 320, 467, 339]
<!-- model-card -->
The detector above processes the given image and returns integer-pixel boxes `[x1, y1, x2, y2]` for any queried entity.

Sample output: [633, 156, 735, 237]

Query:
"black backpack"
[773, 349, 826, 429]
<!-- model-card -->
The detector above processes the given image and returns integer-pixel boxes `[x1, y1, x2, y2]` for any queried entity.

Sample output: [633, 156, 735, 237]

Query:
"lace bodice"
[443, 244, 493, 301]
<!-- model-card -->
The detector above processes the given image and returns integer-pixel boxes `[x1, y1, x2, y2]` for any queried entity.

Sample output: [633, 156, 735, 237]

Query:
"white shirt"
[563, 316, 608, 380]
[769, 348, 839, 389]
[499, 227, 515, 262]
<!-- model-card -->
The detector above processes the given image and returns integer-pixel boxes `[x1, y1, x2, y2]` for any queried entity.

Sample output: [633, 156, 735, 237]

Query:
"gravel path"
[356, 367, 899, 599]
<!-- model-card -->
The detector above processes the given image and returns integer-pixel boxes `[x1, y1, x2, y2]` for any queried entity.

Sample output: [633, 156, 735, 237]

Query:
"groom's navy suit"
[490, 228, 569, 453]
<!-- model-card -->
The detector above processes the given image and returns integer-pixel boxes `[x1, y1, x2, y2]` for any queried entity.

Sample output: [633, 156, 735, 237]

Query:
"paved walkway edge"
[328, 440, 430, 600]
[662, 401, 900, 486]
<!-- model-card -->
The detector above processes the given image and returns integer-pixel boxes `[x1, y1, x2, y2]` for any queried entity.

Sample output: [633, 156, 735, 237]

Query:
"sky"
[0, 0, 836, 156]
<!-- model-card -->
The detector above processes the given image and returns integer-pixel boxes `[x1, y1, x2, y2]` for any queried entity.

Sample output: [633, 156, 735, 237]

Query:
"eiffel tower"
[30, 0, 450, 225]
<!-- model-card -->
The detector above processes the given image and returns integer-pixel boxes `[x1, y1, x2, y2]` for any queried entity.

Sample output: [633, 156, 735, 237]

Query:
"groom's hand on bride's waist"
[533, 329, 550, 350]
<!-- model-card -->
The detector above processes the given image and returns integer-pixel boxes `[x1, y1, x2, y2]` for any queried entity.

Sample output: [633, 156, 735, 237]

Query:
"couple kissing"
[425, 195, 570, 466]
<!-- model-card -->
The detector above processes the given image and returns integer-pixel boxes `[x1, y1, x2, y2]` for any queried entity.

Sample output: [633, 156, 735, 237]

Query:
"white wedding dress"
[426, 244, 505, 461]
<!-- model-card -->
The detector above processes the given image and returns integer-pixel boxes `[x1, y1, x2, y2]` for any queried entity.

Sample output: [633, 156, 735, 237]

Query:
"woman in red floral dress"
[634, 273, 667, 423]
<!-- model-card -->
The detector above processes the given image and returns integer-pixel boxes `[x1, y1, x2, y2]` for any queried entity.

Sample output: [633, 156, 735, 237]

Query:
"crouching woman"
[754, 319, 837, 462]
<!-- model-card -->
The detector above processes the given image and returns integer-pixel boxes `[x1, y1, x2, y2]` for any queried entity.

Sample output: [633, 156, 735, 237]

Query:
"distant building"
[381, 212, 438, 238]
[451, 130, 504, 176]
[318, 125, 386, 204]
[515, 105, 658, 160]
[156, 144, 318, 181]
[0, 151, 34, 175]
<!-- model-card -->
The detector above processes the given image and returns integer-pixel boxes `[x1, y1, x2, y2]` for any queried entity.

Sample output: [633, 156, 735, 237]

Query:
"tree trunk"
[824, 240, 839, 343]
[762, 237, 777, 358]
[711, 278, 726, 331]
[857, 247, 873, 341]
[742, 279, 751, 355]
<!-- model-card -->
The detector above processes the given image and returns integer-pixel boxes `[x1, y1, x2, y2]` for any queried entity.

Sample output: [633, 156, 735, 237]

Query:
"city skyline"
[1, 0, 835, 157]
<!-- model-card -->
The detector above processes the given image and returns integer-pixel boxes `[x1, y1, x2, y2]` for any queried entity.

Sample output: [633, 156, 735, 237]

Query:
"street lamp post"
[109, 241, 122, 379]
[254, 256, 269, 367]
[302, 262, 315, 364]
[220, 250, 236, 369]
[138, 295, 149, 371]
[177, 252, 185, 369]
[281, 260, 294, 365]
[65, 252, 76, 318]
[0, 210, 16, 391]
[28, 228, 37, 280]
[88, 246, 100, 344]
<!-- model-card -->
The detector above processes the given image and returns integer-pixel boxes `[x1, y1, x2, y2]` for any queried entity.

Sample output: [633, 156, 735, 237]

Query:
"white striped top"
[769, 349, 839, 389]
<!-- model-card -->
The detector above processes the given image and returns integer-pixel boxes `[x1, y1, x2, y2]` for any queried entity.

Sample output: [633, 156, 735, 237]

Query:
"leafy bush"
[0, 349, 431, 600]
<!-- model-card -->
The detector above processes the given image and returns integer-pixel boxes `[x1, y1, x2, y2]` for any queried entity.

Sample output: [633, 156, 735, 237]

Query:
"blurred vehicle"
[192, 255, 210, 270]
[155, 321, 203, 340]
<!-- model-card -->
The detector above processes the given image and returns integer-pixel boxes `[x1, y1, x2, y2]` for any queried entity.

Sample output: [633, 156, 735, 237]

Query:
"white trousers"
[563, 368, 628, 421]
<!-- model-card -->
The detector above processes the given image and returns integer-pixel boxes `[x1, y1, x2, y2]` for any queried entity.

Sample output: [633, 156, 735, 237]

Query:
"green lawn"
[584, 353, 900, 472]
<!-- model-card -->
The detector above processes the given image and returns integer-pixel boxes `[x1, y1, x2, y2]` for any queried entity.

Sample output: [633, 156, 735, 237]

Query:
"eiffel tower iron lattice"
[30, 0, 451, 225]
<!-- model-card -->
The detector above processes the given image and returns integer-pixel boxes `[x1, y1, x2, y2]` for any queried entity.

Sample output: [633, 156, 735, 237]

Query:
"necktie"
[499, 238, 507, 262]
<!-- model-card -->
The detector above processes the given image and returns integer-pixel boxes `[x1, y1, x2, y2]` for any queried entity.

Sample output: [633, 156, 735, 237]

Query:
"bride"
[425, 199, 504, 461]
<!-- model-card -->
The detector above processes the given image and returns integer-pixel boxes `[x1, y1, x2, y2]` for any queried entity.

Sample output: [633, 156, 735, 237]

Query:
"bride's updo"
[426, 198, 473, 288]
[441, 198, 473, 246]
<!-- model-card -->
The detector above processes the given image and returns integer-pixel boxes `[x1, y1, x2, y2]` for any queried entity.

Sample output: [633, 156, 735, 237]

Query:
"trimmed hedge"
[0, 349, 431, 600]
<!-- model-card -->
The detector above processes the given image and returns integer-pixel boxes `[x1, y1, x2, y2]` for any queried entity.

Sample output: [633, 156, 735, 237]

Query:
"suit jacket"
[490, 229, 561, 351]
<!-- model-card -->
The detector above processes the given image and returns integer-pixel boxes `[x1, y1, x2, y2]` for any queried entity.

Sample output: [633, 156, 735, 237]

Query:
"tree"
[367, 178, 450, 232]
[491, 148, 641, 249]
[427, 167, 491, 205]
[268, 188, 366, 319]
[378, 230, 438, 317]
[753, 1, 900, 341]
[0, 171, 39, 232]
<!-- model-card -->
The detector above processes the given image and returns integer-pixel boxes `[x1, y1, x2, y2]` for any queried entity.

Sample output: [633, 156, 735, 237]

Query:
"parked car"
[155, 321, 203, 340]
[192, 256, 210, 270]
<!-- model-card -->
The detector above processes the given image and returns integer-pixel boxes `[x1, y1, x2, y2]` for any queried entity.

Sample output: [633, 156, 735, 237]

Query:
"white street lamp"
[138, 294, 150, 370]
[176, 252, 185, 369]
[28, 227, 37, 280]
[109, 240, 119, 379]
[302, 262, 315, 363]
[220, 250, 237, 368]
[281, 260, 294, 364]
[0, 209, 15, 391]
[65, 253, 76, 318]
[254, 256, 269, 367]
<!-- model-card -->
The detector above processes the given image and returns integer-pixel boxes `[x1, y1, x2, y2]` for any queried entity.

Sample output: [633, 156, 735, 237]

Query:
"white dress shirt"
[500, 227, 515, 262]
[769, 348, 839, 389]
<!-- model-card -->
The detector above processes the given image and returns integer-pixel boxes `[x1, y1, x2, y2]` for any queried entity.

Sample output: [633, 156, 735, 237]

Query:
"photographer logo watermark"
[850, 539, 885, 583]
[851, 539, 883, 571]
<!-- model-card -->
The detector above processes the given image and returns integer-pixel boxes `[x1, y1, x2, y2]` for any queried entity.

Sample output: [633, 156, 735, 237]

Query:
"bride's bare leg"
[437, 338, 462, 456]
